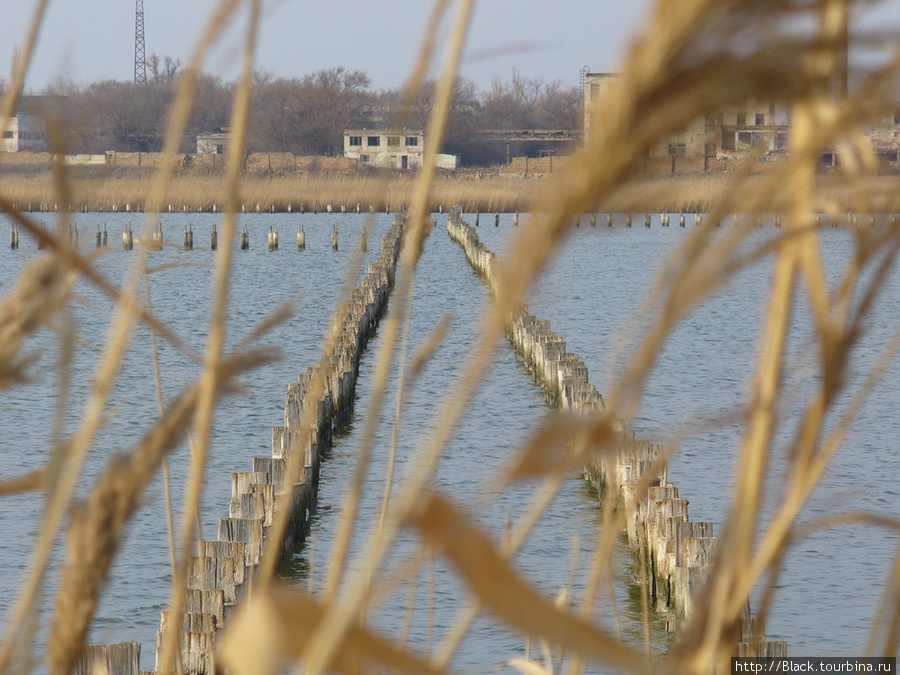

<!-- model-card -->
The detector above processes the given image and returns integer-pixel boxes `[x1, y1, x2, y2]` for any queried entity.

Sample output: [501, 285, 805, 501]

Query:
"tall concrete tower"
[134, 0, 147, 84]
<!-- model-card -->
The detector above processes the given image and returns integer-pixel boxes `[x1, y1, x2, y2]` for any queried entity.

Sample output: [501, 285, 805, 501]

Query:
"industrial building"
[582, 71, 788, 172]
[1, 112, 48, 153]
[343, 130, 426, 169]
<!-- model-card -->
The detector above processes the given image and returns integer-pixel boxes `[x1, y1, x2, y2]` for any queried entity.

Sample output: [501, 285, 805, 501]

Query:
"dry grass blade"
[0, 201, 193, 360]
[407, 492, 645, 673]
[302, 4, 476, 674]
[0, 469, 45, 496]
[507, 657, 554, 675]
[503, 414, 616, 484]
[47, 348, 276, 675]
[157, 2, 262, 673]
[409, 313, 453, 384]
[217, 585, 448, 675]
[0, 255, 73, 391]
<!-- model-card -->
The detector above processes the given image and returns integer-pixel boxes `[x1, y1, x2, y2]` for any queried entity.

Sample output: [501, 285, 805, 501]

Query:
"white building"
[1, 112, 47, 153]
[196, 131, 230, 155]
[343, 130, 426, 169]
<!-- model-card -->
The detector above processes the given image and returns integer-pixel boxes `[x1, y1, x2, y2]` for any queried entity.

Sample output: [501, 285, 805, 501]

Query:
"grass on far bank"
[3, 161, 900, 215]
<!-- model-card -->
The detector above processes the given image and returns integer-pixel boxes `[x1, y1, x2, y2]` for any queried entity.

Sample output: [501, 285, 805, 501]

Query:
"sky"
[0, 0, 652, 93]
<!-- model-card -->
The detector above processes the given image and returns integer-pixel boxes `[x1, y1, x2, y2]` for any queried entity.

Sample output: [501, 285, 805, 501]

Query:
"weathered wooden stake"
[240, 225, 249, 250]
[211, 223, 218, 250]
[332, 225, 339, 251]
[297, 224, 306, 250]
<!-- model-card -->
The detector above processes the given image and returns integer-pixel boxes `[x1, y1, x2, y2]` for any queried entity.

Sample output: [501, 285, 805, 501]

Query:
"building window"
[405, 136, 419, 147]
[349, 136, 362, 146]
[360, 154, 370, 163]
[367, 136, 380, 147]
[667, 143, 686, 156]
[736, 113, 746, 126]
[705, 114, 723, 131]
[3, 131, 13, 139]
[387, 136, 400, 146]
[215, 144, 224, 154]
[590, 83, 599, 101]
[755, 113, 765, 125]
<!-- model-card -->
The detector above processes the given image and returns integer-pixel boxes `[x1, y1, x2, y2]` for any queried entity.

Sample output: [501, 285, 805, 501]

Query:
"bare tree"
[147, 54, 182, 85]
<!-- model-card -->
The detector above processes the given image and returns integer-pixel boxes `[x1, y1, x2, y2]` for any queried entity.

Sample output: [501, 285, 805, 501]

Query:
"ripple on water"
[0, 216, 897, 668]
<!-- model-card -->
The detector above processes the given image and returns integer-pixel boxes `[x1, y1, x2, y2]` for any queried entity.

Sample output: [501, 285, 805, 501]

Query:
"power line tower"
[134, 0, 147, 84]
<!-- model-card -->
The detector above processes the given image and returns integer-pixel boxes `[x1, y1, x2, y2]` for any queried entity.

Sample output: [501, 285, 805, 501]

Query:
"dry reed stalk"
[219, 585, 447, 675]
[0, 0, 50, 146]
[156, 2, 261, 674]
[407, 493, 645, 672]
[0, 255, 73, 389]
[298, 4, 477, 673]
[325, 2, 454, 613]
[4, 0, 900, 672]
[46, 348, 275, 675]
[0, 203, 189, 353]
[142, 274, 179, 580]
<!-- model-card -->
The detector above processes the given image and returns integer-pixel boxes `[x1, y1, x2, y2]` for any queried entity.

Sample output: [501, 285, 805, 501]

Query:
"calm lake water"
[0, 211, 896, 671]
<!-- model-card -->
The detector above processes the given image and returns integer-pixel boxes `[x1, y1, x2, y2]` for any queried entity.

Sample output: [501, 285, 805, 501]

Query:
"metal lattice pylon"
[134, 0, 146, 84]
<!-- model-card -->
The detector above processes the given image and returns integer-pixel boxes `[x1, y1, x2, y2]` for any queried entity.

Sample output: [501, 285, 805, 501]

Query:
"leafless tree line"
[7, 61, 581, 166]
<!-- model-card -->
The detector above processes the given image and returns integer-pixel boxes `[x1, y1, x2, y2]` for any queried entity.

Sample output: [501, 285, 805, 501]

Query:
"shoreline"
[2, 161, 900, 214]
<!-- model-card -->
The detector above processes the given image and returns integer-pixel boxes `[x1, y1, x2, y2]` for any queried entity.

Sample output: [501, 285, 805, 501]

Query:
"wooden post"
[360, 226, 367, 252]
[10, 224, 18, 250]
[211, 223, 218, 250]
[240, 225, 249, 250]
[332, 225, 339, 251]
[297, 224, 305, 250]
[76, 642, 140, 675]
[122, 224, 133, 250]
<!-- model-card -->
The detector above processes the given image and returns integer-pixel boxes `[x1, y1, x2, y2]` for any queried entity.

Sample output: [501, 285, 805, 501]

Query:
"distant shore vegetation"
[1, 63, 581, 167]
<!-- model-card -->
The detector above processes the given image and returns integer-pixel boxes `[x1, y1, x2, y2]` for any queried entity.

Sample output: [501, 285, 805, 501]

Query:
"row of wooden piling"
[446, 206, 786, 660]
[8, 222, 348, 251]
[7, 201, 406, 215]
[76, 217, 405, 674]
